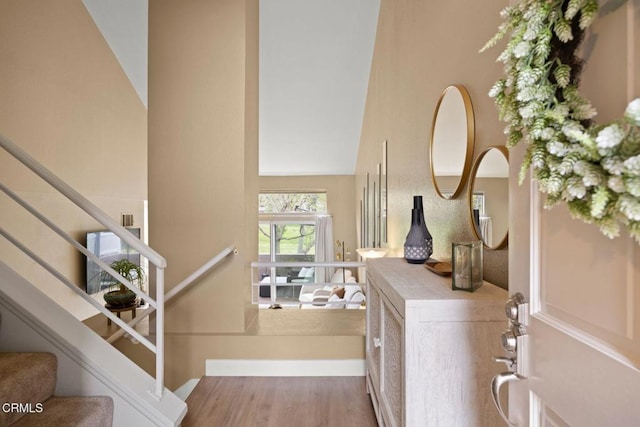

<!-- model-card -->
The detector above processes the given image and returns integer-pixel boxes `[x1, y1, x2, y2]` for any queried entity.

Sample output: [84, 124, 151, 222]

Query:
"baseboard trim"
[173, 379, 200, 400]
[205, 359, 366, 377]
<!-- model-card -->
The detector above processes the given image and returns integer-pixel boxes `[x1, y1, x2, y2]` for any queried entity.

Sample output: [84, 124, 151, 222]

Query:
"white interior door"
[504, 3, 640, 425]
[508, 164, 640, 426]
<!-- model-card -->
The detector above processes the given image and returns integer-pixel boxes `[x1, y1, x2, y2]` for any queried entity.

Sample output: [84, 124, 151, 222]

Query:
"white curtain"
[315, 215, 334, 283]
[480, 216, 493, 247]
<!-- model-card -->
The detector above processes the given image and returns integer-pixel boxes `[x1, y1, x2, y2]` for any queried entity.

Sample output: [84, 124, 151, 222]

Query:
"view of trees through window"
[258, 223, 316, 258]
[258, 193, 327, 297]
[258, 193, 326, 257]
[258, 193, 326, 214]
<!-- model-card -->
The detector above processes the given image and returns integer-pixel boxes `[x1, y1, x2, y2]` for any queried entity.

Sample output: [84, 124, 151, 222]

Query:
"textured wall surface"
[0, 0, 148, 317]
[356, 0, 509, 288]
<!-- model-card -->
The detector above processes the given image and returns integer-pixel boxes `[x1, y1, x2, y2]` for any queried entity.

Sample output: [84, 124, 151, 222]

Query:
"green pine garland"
[482, 0, 640, 243]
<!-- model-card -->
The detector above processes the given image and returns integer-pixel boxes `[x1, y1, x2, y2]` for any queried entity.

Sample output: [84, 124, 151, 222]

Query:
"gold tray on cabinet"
[425, 260, 452, 277]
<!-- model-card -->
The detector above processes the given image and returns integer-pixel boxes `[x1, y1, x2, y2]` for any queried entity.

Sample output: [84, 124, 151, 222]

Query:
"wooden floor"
[182, 376, 378, 426]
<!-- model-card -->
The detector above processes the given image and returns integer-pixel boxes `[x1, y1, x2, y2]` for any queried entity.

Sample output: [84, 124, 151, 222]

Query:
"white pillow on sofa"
[326, 293, 344, 309]
[305, 267, 315, 278]
[343, 284, 362, 302]
[330, 268, 352, 283]
[346, 291, 365, 309]
[299, 267, 315, 278]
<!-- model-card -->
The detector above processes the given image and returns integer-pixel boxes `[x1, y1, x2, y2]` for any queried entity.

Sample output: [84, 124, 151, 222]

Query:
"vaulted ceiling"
[82, 0, 148, 107]
[259, 0, 379, 176]
[82, 0, 380, 177]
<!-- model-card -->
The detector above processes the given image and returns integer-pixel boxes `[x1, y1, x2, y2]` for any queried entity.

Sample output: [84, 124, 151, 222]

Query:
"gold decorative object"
[468, 146, 509, 250]
[430, 85, 475, 200]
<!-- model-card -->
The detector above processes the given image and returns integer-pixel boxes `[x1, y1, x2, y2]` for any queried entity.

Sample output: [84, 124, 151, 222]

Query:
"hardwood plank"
[182, 376, 378, 426]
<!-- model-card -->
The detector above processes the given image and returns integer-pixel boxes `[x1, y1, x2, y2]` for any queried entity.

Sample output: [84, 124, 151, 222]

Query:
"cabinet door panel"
[367, 282, 382, 388]
[382, 297, 403, 427]
[405, 321, 503, 426]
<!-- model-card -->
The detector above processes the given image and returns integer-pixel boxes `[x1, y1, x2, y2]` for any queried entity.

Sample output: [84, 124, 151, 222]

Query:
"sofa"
[298, 268, 365, 309]
[259, 267, 315, 298]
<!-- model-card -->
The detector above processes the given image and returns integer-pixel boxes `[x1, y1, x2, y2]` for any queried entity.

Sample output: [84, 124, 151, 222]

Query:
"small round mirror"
[430, 85, 475, 199]
[468, 146, 509, 249]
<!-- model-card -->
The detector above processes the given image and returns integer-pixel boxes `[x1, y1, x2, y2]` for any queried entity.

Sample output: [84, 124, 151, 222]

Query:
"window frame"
[259, 213, 318, 296]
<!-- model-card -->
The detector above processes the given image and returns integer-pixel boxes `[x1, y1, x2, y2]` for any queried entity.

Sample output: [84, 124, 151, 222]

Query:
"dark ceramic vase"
[404, 196, 433, 264]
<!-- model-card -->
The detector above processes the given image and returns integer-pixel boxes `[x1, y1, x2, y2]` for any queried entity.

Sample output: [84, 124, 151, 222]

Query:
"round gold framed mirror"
[468, 146, 509, 250]
[429, 85, 475, 199]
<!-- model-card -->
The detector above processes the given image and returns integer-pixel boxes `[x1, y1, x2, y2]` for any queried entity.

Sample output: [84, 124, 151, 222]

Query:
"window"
[259, 192, 326, 214]
[471, 191, 485, 215]
[258, 192, 326, 301]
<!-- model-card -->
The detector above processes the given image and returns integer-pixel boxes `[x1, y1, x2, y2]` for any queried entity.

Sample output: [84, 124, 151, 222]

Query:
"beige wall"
[149, 0, 258, 332]
[148, 3, 368, 389]
[0, 0, 148, 317]
[259, 175, 358, 264]
[356, 0, 509, 288]
[149, 0, 261, 387]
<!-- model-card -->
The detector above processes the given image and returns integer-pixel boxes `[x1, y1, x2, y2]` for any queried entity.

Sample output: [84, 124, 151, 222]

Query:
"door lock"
[501, 324, 527, 353]
[505, 292, 528, 325]
[490, 293, 529, 426]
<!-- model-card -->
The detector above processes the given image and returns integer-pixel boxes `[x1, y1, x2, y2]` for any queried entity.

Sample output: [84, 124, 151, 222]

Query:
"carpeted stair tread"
[11, 396, 114, 427]
[0, 352, 57, 426]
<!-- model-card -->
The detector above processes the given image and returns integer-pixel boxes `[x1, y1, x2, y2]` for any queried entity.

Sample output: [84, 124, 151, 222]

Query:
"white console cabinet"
[366, 258, 507, 426]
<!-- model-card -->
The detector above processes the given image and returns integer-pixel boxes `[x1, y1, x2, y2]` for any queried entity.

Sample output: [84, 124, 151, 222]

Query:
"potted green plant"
[102, 259, 144, 307]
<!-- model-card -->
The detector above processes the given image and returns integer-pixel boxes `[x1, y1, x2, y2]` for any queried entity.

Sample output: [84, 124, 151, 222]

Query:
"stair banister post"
[155, 266, 165, 399]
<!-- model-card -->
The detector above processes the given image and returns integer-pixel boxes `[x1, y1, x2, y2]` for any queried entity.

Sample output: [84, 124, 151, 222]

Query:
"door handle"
[491, 371, 523, 426]
[490, 293, 529, 425]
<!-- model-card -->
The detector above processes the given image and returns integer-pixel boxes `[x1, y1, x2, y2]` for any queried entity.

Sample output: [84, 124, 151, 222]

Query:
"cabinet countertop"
[367, 257, 508, 321]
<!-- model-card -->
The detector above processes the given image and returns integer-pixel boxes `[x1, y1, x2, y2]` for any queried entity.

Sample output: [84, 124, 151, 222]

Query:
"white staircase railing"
[0, 134, 171, 397]
[107, 245, 237, 344]
[251, 261, 366, 307]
